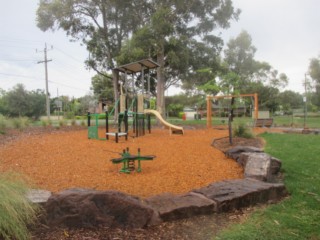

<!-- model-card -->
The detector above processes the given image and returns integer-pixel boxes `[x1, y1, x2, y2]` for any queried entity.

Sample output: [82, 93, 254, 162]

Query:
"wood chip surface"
[0, 128, 243, 198]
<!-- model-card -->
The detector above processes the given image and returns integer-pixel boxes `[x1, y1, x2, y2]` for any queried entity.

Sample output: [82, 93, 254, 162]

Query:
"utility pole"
[37, 43, 52, 120]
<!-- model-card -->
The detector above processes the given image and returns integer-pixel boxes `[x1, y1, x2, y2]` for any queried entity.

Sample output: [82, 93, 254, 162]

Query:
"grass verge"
[215, 133, 320, 240]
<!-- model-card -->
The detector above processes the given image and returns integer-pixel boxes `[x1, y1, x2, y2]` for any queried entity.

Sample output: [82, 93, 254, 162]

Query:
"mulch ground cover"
[0, 127, 244, 198]
[0, 126, 280, 239]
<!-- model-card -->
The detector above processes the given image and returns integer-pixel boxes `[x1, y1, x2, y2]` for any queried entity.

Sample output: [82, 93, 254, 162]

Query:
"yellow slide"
[144, 109, 184, 135]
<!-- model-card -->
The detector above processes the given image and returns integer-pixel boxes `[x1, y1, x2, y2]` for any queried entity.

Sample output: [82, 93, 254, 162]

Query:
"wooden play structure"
[206, 93, 259, 128]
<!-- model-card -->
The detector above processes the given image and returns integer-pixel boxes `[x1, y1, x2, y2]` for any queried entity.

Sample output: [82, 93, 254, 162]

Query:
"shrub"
[0, 115, 7, 134]
[41, 120, 48, 127]
[80, 119, 87, 126]
[71, 118, 76, 126]
[0, 172, 40, 240]
[12, 117, 29, 131]
[41, 119, 52, 127]
[65, 111, 75, 119]
[59, 119, 66, 127]
[233, 123, 254, 138]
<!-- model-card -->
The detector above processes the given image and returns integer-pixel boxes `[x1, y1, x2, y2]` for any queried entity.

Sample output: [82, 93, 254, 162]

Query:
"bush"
[71, 119, 76, 126]
[59, 119, 66, 127]
[80, 119, 87, 126]
[64, 111, 75, 119]
[41, 119, 51, 127]
[0, 115, 7, 134]
[0, 172, 40, 240]
[233, 123, 254, 139]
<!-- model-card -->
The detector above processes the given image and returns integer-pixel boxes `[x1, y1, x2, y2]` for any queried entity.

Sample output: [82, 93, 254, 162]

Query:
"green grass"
[215, 133, 320, 240]
[0, 172, 40, 240]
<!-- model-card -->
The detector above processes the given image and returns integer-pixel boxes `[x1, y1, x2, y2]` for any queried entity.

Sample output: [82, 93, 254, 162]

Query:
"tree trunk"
[112, 69, 119, 123]
[228, 97, 235, 145]
[156, 44, 165, 119]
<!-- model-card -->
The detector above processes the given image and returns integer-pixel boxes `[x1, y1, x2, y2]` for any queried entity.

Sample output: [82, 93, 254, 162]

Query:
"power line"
[54, 47, 85, 64]
[0, 59, 37, 62]
[48, 80, 89, 92]
[0, 72, 39, 79]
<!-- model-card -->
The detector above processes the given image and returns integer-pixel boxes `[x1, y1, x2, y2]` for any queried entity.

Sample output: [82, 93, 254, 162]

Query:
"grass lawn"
[215, 133, 320, 240]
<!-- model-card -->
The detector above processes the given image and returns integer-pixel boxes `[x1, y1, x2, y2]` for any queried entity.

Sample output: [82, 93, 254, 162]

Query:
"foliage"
[233, 123, 253, 138]
[0, 114, 7, 134]
[167, 103, 184, 117]
[278, 90, 303, 113]
[216, 133, 320, 240]
[116, 0, 240, 115]
[37, 0, 147, 72]
[222, 31, 288, 95]
[0, 84, 46, 119]
[0, 172, 40, 240]
[90, 74, 114, 102]
[308, 57, 320, 85]
[308, 57, 320, 107]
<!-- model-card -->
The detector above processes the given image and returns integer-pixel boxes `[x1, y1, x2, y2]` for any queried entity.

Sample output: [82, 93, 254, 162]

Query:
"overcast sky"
[1, 0, 320, 98]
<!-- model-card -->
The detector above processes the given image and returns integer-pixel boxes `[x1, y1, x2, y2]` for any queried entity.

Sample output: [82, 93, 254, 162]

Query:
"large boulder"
[26, 189, 52, 205]
[238, 152, 282, 182]
[192, 178, 287, 212]
[225, 146, 263, 161]
[44, 188, 160, 228]
[145, 192, 216, 222]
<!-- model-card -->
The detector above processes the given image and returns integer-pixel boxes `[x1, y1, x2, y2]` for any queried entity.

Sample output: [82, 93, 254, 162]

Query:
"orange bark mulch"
[0, 128, 244, 198]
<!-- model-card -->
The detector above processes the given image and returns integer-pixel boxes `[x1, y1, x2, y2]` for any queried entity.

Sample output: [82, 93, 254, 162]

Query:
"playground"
[0, 127, 245, 198]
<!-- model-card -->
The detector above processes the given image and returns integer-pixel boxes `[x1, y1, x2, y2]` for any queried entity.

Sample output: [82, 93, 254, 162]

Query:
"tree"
[0, 89, 7, 115]
[37, 0, 240, 117]
[27, 90, 46, 120]
[37, 0, 149, 118]
[0, 85, 46, 119]
[77, 94, 96, 115]
[308, 57, 320, 106]
[278, 90, 303, 113]
[90, 73, 114, 102]
[117, 0, 240, 116]
[223, 30, 288, 93]
[4, 84, 30, 117]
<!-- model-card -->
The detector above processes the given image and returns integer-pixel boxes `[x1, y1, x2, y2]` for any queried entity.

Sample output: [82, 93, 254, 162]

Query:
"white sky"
[1, 0, 320, 98]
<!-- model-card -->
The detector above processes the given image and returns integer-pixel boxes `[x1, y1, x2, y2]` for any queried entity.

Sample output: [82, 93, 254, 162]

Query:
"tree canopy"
[37, 0, 240, 116]
[0, 84, 46, 119]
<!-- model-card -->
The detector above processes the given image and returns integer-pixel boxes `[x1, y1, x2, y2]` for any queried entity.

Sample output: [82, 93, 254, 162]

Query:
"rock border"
[27, 144, 288, 229]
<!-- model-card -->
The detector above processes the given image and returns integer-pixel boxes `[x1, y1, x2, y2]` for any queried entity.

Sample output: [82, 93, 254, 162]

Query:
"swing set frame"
[206, 93, 259, 128]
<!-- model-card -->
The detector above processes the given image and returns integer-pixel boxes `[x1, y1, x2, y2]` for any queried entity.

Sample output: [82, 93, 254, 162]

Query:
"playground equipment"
[206, 93, 259, 128]
[110, 148, 155, 173]
[87, 110, 128, 143]
[144, 109, 184, 134]
[88, 58, 184, 143]
[113, 59, 184, 138]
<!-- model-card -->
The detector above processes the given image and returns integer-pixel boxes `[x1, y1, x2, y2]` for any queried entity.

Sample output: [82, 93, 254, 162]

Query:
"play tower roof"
[114, 59, 159, 74]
